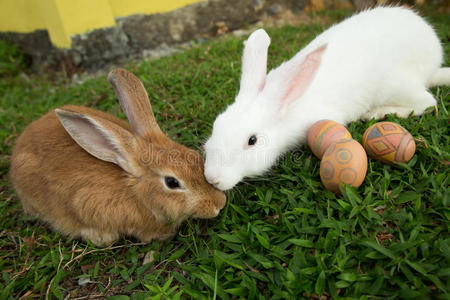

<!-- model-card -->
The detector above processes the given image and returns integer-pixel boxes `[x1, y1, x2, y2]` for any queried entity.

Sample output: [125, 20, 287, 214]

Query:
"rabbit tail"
[428, 67, 450, 87]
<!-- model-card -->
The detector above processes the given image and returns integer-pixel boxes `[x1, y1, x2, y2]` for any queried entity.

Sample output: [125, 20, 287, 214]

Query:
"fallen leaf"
[376, 232, 394, 243]
[245, 262, 260, 273]
[78, 277, 92, 286]
[81, 264, 95, 273]
[143, 250, 156, 265]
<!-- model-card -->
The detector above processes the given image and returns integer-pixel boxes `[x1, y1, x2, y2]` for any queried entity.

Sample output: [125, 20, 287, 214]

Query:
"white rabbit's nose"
[205, 171, 221, 186]
[206, 175, 220, 186]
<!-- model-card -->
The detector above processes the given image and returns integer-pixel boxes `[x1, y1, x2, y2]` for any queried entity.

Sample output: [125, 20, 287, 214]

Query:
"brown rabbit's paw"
[21, 202, 38, 216]
[80, 228, 119, 247]
[139, 230, 176, 243]
[156, 232, 177, 241]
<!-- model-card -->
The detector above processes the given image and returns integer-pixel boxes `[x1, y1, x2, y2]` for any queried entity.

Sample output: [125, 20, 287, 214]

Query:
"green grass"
[0, 40, 28, 77]
[1, 9, 449, 299]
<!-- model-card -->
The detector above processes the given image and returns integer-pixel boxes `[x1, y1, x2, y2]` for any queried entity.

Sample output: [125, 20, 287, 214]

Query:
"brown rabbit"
[10, 68, 226, 246]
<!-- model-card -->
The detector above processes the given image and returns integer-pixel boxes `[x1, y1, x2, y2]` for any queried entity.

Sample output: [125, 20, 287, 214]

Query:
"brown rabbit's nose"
[215, 191, 226, 211]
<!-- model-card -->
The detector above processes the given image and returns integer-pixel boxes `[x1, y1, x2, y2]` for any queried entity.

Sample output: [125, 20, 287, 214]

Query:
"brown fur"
[10, 69, 226, 246]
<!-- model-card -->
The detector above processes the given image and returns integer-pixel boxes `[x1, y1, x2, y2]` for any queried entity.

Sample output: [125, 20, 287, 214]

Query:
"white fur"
[205, 7, 449, 191]
[428, 67, 450, 86]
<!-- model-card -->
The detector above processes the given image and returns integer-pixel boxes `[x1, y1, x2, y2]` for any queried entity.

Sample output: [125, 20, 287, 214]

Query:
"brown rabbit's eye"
[248, 135, 257, 146]
[165, 176, 180, 189]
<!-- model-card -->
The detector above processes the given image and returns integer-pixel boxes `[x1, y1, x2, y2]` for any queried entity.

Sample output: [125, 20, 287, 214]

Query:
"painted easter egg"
[320, 139, 368, 194]
[362, 122, 415, 164]
[307, 120, 352, 159]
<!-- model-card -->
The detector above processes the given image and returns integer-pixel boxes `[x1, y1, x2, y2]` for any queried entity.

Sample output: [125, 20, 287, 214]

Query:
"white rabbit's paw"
[362, 106, 416, 121]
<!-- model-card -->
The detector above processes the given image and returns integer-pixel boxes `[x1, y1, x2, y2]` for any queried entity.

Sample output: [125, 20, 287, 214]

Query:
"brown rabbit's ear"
[108, 68, 162, 138]
[55, 109, 140, 176]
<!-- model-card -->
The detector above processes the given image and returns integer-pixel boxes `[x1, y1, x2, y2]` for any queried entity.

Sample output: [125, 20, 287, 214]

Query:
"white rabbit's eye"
[248, 135, 257, 146]
[165, 176, 180, 189]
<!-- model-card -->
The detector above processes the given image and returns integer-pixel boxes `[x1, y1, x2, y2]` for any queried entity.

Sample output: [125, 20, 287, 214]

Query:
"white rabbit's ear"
[56, 109, 140, 176]
[274, 44, 327, 111]
[237, 29, 271, 101]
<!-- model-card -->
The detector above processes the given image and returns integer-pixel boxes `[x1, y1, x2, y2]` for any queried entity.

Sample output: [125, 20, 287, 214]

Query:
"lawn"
[0, 8, 449, 300]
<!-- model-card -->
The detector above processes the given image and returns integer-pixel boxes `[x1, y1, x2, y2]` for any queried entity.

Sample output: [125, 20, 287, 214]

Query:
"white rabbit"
[204, 6, 450, 191]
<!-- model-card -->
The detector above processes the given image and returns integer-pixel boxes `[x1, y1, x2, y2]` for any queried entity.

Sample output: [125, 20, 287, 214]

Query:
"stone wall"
[0, 0, 447, 74]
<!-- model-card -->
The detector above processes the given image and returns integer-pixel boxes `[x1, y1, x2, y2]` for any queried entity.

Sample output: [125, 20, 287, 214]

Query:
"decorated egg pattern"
[362, 122, 415, 164]
[320, 139, 368, 194]
[307, 120, 352, 159]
